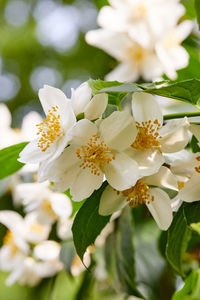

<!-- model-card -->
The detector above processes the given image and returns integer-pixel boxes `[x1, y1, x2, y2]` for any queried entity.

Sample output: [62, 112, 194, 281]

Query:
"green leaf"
[183, 202, 200, 235]
[172, 269, 200, 300]
[195, 0, 200, 29]
[89, 78, 200, 106]
[190, 136, 200, 153]
[105, 207, 143, 297]
[72, 182, 110, 261]
[0, 142, 28, 180]
[64, 189, 86, 217]
[59, 240, 76, 273]
[190, 223, 200, 235]
[166, 206, 192, 277]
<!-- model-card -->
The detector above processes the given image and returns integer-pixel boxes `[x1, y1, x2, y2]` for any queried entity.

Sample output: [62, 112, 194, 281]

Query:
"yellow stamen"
[40, 199, 57, 219]
[36, 106, 63, 152]
[3, 230, 19, 257]
[120, 180, 154, 208]
[76, 134, 115, 176]
[131, 119, 161, 150]
[127, 43, 148, 65]
[194, 156, 200, 173]
[178, 181, 185, 190]
[30, 223, 46, 234]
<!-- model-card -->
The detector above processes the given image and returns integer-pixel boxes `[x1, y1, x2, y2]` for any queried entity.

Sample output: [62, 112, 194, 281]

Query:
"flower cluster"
[17, 82, 200, 232]
[86, 0, 193, 81]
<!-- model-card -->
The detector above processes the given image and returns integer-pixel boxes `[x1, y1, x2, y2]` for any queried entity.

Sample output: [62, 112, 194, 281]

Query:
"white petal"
[105, 63, 139, 82]
[18, 139, 54, 164]
[155, 43, 177, 80]
[57, 217, 73, 240]
[49, 193, 72, 218]
[160, 117, 189, 153]
[141, 54, 163, 81]
[175, 20, 193, 43]
[97, 6, 126, 31]
[84, 93, 108, 120]
[179, 174, 200, 202]
[100, 111, 137, 151]
[132, 92, 163, 124]
[70, 168, 104, 201]
[104, 152, 139, 191]
[33, 241, 61, 261]
[125, 148, 164, 177]
[144, 166, 178, 190]
[0, 104, 12, 129]
[21, 112, 43, 141]
[99, 184, 126, 216]
[190, 124, 200, 144]
[39, 85, 69, 116]
[71, 81, 92, 116]
[129, 21, 152, 48]
[146, 188, 173, 230]
[68, 119, 97, 146]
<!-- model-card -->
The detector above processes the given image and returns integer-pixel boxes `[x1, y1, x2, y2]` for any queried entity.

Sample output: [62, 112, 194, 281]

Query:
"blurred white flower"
[99, 166, 178, 230]
[40, 111, 139, 201]
[13, 181, 73, 239]
[155, 20, 193, 79]
[86, 30, 163, 82]
[97, 0, 185, 47]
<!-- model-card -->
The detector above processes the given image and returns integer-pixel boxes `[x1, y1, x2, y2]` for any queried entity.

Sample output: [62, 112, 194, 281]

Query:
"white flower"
[99, 166, 178, 230]
[155, 20, 193, 79]
[97, 0, 185, 48]
[86, 30, 163, 82]
[13, 181, 73, 239]
[7, 241, 63, 286]
[40, 111, 139, 201]
[171, 152, 200, 203]
[125, 92, 190, 177]
[70, 81, 108, 120]
[18, 85, 76, 168]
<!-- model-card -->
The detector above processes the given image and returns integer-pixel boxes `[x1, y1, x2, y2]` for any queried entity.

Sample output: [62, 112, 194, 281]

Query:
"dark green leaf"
[115, 207, 140, 296]
[190, 136, 200, 153]
[166, 206, 192, 277]
[0, 142, 28, 180]
[172, 269, 200, 300]
[195, 0, 200, 29]
[183, 202, 200, 235]
[72, 182, 110, 261]
[59, 240, 76, 273]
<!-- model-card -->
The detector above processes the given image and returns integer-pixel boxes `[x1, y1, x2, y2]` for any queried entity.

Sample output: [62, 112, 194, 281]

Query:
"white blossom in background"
[86, 0, 193, 81]
[99, 166, 178, 230]
[155, 20, 193, 80]
[97, 0, 185, 47]
[86, 30, 163, 82]
[39, 111, 140, 201]
[14, 181, 73, 239]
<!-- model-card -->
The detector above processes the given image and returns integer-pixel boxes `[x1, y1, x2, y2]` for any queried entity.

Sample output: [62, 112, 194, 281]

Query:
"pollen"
[127, 43, 148, 64]
[121, 180, 154, 208]
[194, 156, 200, 173]
[3, 230, 19, 257]
[40, 199, 57, 219]
[131, 119, 161, 150]
[178, 181, 185, 190]
[76, 134, 115, 176]
[36, 106, 63, 152]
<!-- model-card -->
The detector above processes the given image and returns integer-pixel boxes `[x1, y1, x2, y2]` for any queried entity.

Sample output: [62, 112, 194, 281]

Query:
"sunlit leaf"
[72, 182, 110, 261]
[0, 142, 28, 180]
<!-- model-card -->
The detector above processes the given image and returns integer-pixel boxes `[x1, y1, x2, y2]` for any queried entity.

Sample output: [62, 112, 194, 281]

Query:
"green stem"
[163, 111, 200, 120]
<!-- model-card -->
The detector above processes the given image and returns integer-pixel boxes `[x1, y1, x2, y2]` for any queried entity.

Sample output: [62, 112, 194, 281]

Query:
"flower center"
[131, 120, 161, 150]
[127, 43, 148, 65]
[36, 106, 63, 152]
[40, 199, 57, 219]
[194, 156, 200, 173]
[30, 222, 46, 234]
[3, 230, 19, 257]
[121, 180, 154, 208]
[131, 2, 147, 20]
[178, 181, 185, 190]
[76, 134, 115, 176]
